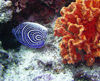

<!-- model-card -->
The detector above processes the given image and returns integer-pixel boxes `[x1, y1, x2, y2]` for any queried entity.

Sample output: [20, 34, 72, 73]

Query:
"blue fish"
[12, 22, 48, 48]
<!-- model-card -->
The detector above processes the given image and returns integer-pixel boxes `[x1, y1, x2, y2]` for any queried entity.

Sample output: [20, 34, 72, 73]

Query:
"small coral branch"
[54, 0, 100, 66]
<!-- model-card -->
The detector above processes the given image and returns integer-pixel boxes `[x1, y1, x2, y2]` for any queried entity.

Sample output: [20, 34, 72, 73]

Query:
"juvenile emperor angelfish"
[12, 22, 48, 48]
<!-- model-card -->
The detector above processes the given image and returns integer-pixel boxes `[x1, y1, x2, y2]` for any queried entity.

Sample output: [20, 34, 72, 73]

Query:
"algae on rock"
[0, 0, 13, 23]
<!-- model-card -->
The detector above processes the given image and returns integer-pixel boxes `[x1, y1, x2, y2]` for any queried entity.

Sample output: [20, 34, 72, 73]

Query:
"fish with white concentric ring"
[12, 22, 48, 48]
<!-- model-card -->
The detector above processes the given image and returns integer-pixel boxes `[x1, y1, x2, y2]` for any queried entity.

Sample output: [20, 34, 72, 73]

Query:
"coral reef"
[1, 13, 100, 81]
[0, 51, 9, 66]
[11, 0, 66, 23]
[74, 65, 100, 81]
[12, 0, 65, 13]
[54, 0, 100, 66]
[2, 22, 74, 81]
[3, 41, 74, 81]
[0, 0, 13, 23]
[0, 41, 15, 81]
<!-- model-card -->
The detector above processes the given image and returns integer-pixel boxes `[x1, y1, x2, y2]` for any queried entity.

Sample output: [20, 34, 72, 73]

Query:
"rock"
[0, 0, 13, 23]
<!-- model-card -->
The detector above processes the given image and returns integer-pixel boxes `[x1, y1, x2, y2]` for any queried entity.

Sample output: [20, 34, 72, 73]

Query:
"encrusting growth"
[54, 0, 100, 66]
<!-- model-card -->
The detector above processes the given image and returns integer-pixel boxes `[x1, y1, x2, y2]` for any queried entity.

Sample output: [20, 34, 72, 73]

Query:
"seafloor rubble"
[1, 23, 74, 81]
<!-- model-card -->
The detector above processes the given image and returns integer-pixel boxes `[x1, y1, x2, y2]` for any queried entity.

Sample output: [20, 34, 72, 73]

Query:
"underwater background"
[0, 0, 100, 81]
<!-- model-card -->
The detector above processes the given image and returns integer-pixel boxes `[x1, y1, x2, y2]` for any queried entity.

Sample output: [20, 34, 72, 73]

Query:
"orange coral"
[54, 0, 100, 66]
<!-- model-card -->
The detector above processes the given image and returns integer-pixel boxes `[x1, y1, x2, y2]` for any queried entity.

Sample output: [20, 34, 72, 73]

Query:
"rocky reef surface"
[0, 22, 99, 81]
[2, 22, 74, 81]
[0, 0, 12, 23]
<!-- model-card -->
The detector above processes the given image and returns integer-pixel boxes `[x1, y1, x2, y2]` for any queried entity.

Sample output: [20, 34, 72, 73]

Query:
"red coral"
[54, 0, 100, 66]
